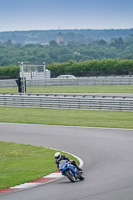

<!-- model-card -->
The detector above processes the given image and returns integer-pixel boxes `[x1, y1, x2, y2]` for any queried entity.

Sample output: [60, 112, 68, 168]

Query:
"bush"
[47, 59, 133, 77]
[0, 65, 19, 79]
[1, 59, 133, 79]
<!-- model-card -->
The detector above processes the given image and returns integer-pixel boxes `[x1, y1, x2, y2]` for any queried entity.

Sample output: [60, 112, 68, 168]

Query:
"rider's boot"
[76, 165, 82, 172]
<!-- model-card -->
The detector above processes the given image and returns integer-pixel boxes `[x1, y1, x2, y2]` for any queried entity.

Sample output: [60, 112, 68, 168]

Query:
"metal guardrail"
[0, 76, 133, 87]
[0, 93, 133, 112]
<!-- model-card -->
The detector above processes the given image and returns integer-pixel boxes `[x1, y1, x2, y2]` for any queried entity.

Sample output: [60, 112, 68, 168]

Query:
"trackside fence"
[0, 93, 133, 112]
[0, 76, 133, 87]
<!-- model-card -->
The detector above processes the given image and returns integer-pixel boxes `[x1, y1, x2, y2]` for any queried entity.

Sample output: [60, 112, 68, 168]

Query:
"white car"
[56, 75, 76, 79]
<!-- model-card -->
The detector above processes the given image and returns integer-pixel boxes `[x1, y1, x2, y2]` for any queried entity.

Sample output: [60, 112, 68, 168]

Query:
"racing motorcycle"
[59, 160, 84, 182]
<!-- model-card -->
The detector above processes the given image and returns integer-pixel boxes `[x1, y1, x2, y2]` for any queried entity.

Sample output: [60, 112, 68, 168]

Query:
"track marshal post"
[18, 62, 27, 94]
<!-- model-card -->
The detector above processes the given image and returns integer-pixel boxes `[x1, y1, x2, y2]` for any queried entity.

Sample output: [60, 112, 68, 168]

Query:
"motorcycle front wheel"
[66, 170, 76, 182]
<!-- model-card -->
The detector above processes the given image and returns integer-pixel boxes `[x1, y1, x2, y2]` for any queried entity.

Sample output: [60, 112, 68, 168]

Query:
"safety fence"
[0, 76, 133, 87]
[0, 93, 133, 112]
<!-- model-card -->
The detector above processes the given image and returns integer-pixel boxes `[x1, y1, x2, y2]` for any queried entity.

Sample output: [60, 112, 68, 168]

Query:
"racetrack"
[0, 123, 133, 200]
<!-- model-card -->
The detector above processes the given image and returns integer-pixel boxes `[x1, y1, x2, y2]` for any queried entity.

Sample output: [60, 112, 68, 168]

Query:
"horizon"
[0, 27, 133, 33]
[0, 0, 133, 32]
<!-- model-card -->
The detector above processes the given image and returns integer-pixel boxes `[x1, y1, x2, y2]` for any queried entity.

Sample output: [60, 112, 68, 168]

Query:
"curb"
[0, 153, 83, 195]
[0, 171, 63, 195]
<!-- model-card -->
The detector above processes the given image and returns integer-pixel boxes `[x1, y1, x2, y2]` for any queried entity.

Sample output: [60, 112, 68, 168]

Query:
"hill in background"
[0, 29, 133, 45]
[0, 29, 133, 66]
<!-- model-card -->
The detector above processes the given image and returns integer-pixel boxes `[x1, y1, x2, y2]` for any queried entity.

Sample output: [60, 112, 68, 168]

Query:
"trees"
[1, 29, 133, 44]
[1, 59, 133, 78]
[0, 65, 19, 78]
[0, 34, 133, 66]
[47, 59, 133, 77]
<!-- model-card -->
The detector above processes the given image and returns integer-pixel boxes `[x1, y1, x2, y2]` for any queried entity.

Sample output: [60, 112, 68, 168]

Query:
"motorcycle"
[59, 160, 84, 182]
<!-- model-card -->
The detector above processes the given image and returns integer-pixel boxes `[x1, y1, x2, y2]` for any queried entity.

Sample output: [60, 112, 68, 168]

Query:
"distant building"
[56, 32, 64, 44]
[40, 42, 49, 46]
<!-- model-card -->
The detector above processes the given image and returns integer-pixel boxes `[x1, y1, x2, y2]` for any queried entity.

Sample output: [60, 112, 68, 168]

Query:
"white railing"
[0, 93, 133, 112]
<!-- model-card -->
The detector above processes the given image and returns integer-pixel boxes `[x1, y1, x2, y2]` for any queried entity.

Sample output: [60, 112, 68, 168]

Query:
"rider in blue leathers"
[54, 152, 82, 171]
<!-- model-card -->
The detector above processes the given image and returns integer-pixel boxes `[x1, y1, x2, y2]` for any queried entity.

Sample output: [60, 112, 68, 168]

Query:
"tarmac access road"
[0, 123, 133, 200]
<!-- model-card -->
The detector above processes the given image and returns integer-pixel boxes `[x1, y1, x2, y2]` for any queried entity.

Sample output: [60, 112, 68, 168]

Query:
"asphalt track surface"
[0, 123, 133, 200]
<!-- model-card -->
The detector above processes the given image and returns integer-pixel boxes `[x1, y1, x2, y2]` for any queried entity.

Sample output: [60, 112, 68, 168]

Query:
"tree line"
[47, 59, 133, 77]
[0, 29, 133, 44]
[1, 59, 133, 78]
[0, 34, 133, 67]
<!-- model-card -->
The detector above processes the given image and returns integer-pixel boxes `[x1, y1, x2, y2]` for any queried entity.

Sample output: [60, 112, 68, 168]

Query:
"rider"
[54, 152, 82, 172]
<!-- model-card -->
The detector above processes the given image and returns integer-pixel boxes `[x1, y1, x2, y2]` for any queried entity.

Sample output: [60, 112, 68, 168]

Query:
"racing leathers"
[55, 155, 82, 171]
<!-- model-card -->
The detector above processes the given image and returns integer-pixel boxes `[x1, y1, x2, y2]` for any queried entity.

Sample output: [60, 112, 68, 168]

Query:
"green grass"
[0, 107, 133, 129]
[1, 85, 132, 190]
[0, 141, 78, 190]
[0, 85, 133, 94]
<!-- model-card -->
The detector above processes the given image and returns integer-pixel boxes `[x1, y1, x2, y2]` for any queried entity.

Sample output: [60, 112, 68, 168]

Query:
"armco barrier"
[0, 76, 133, 87]
[0, 93, 133, 112]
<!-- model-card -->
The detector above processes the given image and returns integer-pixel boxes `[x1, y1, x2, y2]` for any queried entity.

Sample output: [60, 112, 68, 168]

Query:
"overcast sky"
[0, 0, 133, 32]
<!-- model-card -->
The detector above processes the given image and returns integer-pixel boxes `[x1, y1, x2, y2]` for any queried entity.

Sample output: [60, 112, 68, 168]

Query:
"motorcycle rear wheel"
[78, 171, 85, 180]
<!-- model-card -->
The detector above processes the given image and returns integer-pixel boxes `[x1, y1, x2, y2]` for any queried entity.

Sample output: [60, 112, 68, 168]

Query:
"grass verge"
[0, 141, 78, 190]
[0, 85, 133, 94]
[0, 107, 133, 129]
[0, 85, 132, 190]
